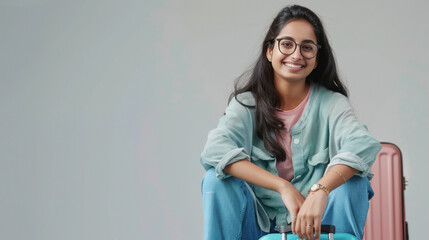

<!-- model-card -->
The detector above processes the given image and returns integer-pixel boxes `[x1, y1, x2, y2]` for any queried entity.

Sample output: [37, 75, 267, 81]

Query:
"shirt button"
[294, 138, 300, 144]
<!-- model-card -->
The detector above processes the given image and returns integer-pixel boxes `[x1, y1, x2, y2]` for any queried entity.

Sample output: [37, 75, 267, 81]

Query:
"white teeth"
[285, 63, 304, 68]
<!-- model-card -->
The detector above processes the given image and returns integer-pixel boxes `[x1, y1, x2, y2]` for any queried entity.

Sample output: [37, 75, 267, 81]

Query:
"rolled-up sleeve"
[200, 94, 254, 179]
[326, 95, 382, 178]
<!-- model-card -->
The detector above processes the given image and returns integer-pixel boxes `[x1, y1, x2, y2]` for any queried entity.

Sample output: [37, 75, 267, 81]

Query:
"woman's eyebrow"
[277, 36, 317, 44]
[301, 39, 317, 44]
[277, 36, 294, 40]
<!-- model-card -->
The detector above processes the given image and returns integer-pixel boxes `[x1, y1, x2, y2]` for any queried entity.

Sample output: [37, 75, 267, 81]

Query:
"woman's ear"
[266, 48, 273, 62]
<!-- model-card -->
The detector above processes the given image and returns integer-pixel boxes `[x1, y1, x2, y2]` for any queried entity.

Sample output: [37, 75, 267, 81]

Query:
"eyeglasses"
[275, 37, 321, 59]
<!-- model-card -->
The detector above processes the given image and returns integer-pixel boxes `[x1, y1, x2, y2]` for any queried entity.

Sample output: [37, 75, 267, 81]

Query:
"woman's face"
[266, 19, 318, 85]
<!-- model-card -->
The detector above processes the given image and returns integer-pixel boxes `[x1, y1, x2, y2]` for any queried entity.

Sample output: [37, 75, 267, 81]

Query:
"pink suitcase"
[363, 142, 409, 240]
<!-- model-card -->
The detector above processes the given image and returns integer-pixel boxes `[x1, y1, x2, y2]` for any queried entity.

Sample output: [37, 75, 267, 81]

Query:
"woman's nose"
[291, 45, 303, 59]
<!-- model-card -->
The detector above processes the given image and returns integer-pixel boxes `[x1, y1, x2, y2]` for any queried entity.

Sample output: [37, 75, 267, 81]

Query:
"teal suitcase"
[259, 225, 358, 240]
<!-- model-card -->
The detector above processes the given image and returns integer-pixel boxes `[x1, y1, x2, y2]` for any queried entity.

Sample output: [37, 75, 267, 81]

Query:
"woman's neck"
[275, 80, 310, 111]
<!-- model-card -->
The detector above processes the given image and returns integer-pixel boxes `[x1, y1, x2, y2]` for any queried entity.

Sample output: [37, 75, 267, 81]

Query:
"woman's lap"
[201, 168, 373, 240]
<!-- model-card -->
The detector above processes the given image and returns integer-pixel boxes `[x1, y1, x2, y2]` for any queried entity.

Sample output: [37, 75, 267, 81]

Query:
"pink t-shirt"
[275, 87, 310, 181]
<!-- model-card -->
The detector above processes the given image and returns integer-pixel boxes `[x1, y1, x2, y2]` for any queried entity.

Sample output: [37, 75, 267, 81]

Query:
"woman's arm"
[225, 159, 306, 233]
[224, 159, 289, 193]
[200, 94, 254, 179]
[318, 164, 358, 191]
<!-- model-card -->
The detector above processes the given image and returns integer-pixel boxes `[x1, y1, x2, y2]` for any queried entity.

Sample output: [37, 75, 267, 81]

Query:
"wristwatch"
[309, 183, 330, 195]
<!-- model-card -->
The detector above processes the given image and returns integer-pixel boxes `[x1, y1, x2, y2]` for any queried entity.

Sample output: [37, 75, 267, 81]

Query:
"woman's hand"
[294, 190, 329, 240]
[278, 183, 306, 236]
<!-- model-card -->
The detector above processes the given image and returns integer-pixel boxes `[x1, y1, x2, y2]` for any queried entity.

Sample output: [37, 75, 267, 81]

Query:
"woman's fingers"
[279, 185, 305, 235]
[294, 214, 303, 239]
[294, 212, 306, 239]
[305, 221, 315, 240]
[300, 216, 308, 240]
[291, 215, 297, 235]
[288, 205, 300, 235]
[295, 212, 321, 239]
[314, 218, 321, 240]
[293, 215, 298, 237]
[294, 191, 328, 239]
[302, 214, 313, 240]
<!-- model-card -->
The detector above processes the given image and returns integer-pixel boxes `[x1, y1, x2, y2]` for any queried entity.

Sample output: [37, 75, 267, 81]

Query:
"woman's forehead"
[277, 19, 317, 42]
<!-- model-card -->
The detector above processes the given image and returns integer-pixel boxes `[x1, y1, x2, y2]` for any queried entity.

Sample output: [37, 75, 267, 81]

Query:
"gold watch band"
[309, 183, 330, 195]
[317, 183, 330, 195]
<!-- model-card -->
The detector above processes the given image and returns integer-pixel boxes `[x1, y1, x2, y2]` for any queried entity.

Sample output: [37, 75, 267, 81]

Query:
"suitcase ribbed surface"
[363, 143, 406, 240]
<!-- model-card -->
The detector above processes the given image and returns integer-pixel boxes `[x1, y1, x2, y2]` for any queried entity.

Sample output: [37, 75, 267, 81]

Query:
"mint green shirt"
[200, 84, 381, 232]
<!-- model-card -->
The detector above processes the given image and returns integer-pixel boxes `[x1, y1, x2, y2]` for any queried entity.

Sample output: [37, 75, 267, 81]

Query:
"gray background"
[1, 0, 428, 239]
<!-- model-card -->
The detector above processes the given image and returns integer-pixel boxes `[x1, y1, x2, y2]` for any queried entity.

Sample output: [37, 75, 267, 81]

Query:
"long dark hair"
[229, 5, 348, 162]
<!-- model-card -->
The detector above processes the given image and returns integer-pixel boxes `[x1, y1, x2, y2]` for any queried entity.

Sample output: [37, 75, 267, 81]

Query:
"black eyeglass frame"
[275, 37, 321, 59]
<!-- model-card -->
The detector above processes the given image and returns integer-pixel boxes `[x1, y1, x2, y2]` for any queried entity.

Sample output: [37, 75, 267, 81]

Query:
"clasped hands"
[280, 184, 329, 240]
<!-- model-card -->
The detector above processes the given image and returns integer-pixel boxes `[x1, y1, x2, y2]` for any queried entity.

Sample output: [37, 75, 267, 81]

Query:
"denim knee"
[201, 168, 247, 194]
[329, 175, 374, 201]
[201, 168, 260, 240]
[201, 168, 217, 194]
[322, 175, 373, 239]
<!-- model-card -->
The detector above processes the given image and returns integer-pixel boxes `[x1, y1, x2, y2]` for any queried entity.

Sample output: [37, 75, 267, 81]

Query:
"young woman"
[200, 5, 381, 240]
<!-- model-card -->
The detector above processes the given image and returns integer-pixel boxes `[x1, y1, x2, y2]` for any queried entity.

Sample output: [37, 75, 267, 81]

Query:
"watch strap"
[317, 183, 330, 195]
[310, 183, 330, 195]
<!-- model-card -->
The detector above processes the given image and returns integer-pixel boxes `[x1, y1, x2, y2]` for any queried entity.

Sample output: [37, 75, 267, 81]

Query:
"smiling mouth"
[284, 62, 305, 68]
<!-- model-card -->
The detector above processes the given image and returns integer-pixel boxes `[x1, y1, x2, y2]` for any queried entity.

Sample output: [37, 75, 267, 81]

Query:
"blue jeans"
[201, 168, 374, 240]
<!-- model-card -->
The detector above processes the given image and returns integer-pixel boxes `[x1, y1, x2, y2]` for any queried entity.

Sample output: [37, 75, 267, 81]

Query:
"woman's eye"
[302, 45, 314, 52]
[281, 41, 294, 48]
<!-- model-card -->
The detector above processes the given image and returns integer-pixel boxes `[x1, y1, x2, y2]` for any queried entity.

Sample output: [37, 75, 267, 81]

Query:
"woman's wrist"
[276, 179, 293, 195]
[308, 189, 329, 203]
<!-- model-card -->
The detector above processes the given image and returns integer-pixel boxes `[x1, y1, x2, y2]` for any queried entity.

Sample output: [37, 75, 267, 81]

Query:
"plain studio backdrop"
[1, 0, 428, 239]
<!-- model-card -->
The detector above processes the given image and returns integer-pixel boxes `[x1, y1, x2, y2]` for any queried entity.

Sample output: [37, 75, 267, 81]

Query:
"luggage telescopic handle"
[277, 224, 336, 240]
[278, 224, 335, 234]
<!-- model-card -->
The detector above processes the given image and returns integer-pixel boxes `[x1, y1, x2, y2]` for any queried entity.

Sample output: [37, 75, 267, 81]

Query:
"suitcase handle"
[277, 224, 336, 234]
[275, 224, 336, 240]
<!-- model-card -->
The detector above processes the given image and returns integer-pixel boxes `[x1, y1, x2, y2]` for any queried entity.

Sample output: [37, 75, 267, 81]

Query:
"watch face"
[311, 184, 318, 191]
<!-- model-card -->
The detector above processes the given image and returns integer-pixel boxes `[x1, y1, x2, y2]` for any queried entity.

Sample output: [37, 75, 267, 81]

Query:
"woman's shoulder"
[313, 84, 348, 103]
[312, 84, 352, 118]
[224, 91, 256, 123]
[230, 91, 256, 107]
[308, 84, 351, 117]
